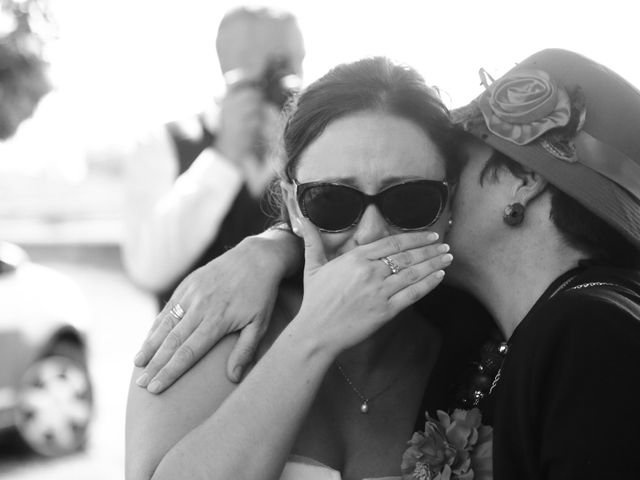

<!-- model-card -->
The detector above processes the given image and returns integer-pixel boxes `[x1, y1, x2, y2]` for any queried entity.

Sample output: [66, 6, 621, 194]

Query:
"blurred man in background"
[122, 6, 305, 309]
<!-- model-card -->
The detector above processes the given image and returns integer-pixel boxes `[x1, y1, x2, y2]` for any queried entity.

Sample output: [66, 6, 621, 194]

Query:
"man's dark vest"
[157, 115, 272, 308]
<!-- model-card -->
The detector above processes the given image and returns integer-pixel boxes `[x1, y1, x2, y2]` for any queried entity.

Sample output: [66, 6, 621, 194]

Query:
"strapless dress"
[281, 455, 400, 480]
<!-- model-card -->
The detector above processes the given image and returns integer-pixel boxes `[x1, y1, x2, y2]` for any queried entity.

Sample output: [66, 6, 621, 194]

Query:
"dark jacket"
[489, 265, 640, 480]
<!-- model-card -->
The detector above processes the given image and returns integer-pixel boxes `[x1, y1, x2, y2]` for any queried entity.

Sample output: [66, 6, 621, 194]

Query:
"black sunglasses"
[294, 179, 449, 233]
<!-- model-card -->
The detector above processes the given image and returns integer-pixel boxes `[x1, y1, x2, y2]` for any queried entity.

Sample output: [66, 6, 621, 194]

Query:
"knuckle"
[387, 235, 402, 253]
[365, 260, 379, 278]
[236, 346, 250, 358]
[235, 344, 255, 362]
[202, 309, 226, 334]
[406, 284, 423, 303]
[174, 344, 196, 366]
[165, 330, 183, 350]
[426, 256, 441, 270]
[254, 317, 270, 335]
[425, 243, 442, 257]
[395, 251, 411, 267]
[403, 266, 421, 283]
[161, 314, 178, 331]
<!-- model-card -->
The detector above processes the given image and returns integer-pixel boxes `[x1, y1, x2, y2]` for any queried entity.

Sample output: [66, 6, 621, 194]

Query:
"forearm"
[151, 321, 332, 480]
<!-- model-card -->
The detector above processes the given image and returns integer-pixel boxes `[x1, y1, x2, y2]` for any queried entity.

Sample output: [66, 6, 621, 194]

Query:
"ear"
[511, 169, 549, 207]
[280, 181, 304, 238]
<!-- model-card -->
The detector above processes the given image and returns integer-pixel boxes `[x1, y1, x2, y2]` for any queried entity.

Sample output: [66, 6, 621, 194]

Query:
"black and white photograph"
[0, 1, 639, 479]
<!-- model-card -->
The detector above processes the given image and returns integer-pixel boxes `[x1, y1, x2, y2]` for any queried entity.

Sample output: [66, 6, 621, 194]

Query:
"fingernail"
[427, 232, 439, 241]
[232, 366, 243, 382]
[135, 373, 150, 387]
[437, 243, 450, 253]
[134, 352, 145, 366]
[441, 253, 454, 264]
[147, 380, 162, 394]
[436, 270, 446, 279]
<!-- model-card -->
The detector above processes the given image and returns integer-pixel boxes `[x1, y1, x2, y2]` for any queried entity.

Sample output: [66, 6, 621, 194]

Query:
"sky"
[2, 0, 640, 180]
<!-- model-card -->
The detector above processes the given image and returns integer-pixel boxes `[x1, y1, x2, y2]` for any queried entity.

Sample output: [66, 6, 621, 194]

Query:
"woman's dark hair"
[481, 150, 640, 268]
[268, 56, 463, 224]
[282, 56, 460, 181]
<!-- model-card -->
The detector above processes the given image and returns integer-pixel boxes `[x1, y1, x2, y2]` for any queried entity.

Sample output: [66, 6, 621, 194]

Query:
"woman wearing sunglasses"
[126, 57, 474, 480]
[133, 49, 640, 480]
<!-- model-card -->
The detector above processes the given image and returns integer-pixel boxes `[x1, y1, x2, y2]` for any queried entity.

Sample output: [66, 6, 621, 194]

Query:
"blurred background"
[0, 0, 638, 478]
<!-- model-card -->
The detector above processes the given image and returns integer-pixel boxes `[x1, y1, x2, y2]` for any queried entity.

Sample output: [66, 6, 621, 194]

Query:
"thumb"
[300, 216, 327, 273]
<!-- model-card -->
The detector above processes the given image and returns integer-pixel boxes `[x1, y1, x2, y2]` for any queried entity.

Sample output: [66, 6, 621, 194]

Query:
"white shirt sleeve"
[121, 133, 243, 292]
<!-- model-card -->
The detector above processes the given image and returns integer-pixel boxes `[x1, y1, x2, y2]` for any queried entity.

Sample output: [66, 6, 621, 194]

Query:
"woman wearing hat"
[133, 49, 640, 478]
[445, 49, 640, 478]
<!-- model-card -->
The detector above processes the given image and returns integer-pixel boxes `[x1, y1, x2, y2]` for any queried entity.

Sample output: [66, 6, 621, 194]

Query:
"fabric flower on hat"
[476, 69, 571, 145]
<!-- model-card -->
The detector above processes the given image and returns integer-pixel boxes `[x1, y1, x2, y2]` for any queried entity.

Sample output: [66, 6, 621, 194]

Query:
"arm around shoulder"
[126, 291, 332, 480]
[125, 333, 239, 480]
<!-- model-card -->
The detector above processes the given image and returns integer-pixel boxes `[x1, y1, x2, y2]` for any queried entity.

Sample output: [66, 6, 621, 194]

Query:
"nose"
[353, 204, 392, 245]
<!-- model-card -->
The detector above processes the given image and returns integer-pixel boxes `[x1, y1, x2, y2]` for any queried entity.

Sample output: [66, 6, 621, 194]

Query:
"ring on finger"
[380, 256, 401, 275]
[169, 303, 185, 321]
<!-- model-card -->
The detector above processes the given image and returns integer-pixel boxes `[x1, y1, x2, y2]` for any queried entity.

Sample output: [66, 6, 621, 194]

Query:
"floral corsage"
[400, 408, 492, 480]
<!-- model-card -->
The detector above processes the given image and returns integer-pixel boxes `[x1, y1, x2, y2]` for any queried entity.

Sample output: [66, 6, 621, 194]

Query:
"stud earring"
[446, 218, 454, 233]
[503, 203, 525, 227]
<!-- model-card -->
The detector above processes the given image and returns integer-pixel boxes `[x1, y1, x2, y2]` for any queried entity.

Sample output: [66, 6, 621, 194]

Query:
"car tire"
[13, 341, 93, 457]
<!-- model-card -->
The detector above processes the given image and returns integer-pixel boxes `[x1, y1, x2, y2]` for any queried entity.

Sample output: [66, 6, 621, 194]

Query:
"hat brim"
[466, 123, 640, 251]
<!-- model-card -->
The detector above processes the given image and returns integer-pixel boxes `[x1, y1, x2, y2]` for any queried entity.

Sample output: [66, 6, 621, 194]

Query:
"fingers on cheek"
[420, 243, 449, 261]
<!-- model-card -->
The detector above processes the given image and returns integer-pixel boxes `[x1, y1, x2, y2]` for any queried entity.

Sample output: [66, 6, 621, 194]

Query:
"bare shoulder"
[125, 285, 302, 480]
[125, 332, 239, 480]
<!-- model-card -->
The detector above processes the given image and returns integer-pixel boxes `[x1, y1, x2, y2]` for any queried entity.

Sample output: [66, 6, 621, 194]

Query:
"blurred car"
[0, 241, 92, 457]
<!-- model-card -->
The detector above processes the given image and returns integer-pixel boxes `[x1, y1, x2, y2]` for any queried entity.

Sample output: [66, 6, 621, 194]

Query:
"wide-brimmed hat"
[452, 48, 640, 251]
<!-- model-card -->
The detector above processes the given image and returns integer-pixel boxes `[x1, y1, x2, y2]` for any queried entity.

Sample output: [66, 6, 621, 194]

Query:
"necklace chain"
[335, 361, 404, 414]
[485, 281, 620, 402]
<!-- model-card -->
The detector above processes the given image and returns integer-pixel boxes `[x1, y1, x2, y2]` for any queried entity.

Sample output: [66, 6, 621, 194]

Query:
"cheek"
[429, 205, 450, 239]
[445, 183, 479, 248]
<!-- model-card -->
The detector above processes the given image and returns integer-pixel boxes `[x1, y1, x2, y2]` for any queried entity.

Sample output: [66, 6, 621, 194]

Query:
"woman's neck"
[336, 307, 437, 376]
[462, 238, 588, 340]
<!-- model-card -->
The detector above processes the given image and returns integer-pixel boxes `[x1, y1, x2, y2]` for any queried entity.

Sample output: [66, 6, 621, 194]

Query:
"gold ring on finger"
[380, 256, 401, 275]
[169, 303, 185, 321]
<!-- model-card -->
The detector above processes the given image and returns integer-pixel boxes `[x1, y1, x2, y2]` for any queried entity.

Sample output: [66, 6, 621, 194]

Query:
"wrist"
[276, 316, 337, 372]
[236, 234, 288, 278]
[254, 226, 303, 277]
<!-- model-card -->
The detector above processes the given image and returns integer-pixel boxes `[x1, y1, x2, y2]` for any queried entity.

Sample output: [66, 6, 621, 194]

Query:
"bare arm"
[134, 227, 303, 392]
[126, 220, 451, 480]
[135, 227, 448, 393]
[126, 302, 332, 480]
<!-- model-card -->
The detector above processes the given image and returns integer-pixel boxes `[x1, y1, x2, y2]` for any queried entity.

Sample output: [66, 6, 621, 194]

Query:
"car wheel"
[13, 341, 93, 456]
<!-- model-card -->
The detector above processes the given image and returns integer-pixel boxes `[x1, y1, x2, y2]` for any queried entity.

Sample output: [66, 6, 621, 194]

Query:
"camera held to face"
[224, 56, 302, 109]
